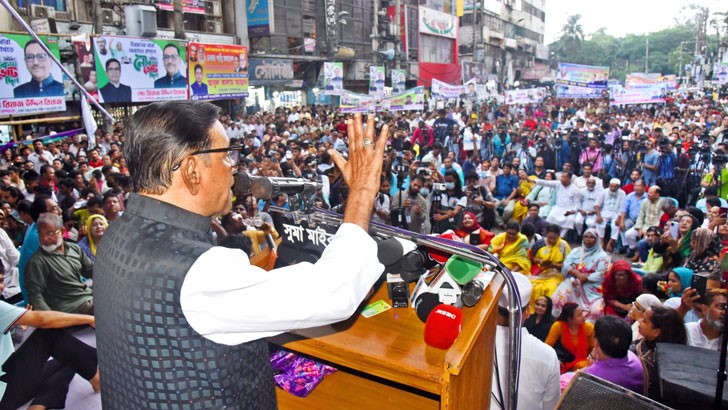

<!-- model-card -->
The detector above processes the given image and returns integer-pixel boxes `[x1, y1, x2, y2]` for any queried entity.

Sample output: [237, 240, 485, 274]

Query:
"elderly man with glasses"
[94, 101, 388, 410]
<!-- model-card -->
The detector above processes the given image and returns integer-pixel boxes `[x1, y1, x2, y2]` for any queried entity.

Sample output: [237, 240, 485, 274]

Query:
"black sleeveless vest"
[94, 194, 277, 409]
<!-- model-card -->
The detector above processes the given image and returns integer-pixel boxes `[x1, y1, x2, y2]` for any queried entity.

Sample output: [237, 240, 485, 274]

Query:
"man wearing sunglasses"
[14, 40, 64, 98]
[94, 101, 388, 409]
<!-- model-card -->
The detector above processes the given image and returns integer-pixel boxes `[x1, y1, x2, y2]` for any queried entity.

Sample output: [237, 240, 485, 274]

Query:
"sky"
[543, 0, 725, 44]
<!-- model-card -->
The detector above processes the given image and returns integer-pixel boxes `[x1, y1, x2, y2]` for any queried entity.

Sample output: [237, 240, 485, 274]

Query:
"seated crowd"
[1, 96, 728, 408]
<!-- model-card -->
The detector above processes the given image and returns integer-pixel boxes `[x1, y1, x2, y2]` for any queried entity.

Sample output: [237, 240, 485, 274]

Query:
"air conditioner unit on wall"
[206, 21, 222, 33]
[31, 4, 56, 18]
[101, 8, 121, 25]
[205, 1, 221, 16]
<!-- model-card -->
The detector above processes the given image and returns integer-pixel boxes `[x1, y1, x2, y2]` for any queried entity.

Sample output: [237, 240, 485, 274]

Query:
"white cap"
[498, 273, 532, 310]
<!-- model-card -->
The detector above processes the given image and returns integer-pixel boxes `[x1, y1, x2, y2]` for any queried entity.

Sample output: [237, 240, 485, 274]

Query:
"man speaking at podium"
[94, 101, 387, 409]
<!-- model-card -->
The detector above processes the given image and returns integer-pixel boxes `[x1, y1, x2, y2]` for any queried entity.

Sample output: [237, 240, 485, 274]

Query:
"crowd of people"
[0, 89, 727, 407]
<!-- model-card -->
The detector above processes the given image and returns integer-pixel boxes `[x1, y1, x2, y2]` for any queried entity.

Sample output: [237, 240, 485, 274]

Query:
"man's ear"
[180, 156, 201, 195]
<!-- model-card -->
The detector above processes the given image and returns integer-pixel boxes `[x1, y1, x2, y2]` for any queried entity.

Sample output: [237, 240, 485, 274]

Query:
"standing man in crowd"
[94, 104, 387, 409]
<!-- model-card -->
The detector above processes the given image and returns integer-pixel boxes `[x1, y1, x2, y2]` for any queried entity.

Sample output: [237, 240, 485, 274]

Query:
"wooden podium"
[268, 273, 505, 410]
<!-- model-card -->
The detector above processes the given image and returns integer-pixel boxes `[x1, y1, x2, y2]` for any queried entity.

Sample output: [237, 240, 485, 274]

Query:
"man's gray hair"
[37, 212, 63, 230]
[660, 197, 676, 210]
[125, 100, 221, 194]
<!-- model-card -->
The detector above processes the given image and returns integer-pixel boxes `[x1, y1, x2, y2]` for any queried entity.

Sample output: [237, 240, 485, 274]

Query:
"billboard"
[0, 33, 66, 116]
[391, 69, 406, 94]
[248, 58, 294, 85]
[431, 78, 464, 99]
[93, 36, 188, 103]
[418, 6, 458, 39]
[505, 87, 547, 105]
[247, 0, 272, 38]
[556, 63, 609, 89]
[188, 42, 248, 101]
[340, 86, 425, 113]
[156, 0, 205, 14]
[609, 85, 665, 105]
[555, 84, 604, 99]
[625, 73, 677, 90]
[323, 62, 343, 95]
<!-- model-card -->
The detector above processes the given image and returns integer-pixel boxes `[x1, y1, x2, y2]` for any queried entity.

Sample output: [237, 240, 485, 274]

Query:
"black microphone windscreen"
[415, 292, 440, 323]
[250, 177, 273, 199]
[377, 238, 404, 267]
[232, 173, 251, 198]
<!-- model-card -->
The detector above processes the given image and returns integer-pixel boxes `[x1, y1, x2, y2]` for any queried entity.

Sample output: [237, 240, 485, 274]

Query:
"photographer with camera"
[492, 124, 511, 160]
[655, 140, 678, 199]
[642, 139, 660, 187]
[431, 170, 467, 234]
[390, 173, 428, 234]
[463, 171, 497, 230]
[700, 149, 728, 199]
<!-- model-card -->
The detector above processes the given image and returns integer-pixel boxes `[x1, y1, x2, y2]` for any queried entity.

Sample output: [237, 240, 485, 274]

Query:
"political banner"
[504, 87, 546, 105]
[156, 0, 205, 14]
[609, 85, 666, 106]
[461, 61, 487, 84]
[625, 73, 677, 90]
[369, 66, 385, 96]
[555, 84, 605, 99]
[0, 33, 66, 116]
[187, 43, 247, 101]
[391, 69, 406, 94]
[385, 86, 425, 111]
[246, 0, 273, 38]
[556, 63, 609, 89]
[431, 78, 464, 99]
[323, 62, 343, 95]
[340, 90, 375, 113]
[712, 63, 727, 85]
[462, 78, 478, 100]
[93, 36, 188, 103]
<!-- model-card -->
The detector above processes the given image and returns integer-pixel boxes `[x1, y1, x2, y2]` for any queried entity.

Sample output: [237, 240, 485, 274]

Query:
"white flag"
[81, 95, 97, 148]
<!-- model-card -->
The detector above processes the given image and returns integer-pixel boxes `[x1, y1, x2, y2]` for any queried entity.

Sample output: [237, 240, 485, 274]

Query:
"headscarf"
[603, 260, 642, 302]
[635, 294, 662, 311]
[455, 211, 481, 236]
[690, 228, 715, 257]
[670, 267, 694, 297]
[86, 213, 108, 256]
[677, 220, 697, 258]
[580, 228, 602, 260]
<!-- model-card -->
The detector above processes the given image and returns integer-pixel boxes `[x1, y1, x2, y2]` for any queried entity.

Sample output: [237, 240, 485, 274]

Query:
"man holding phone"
[666, 273, 723, 324]
[685, 289, 727, 351]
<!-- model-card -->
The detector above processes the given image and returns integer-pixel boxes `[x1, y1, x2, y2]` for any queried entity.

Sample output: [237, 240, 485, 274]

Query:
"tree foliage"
[550, 14, 707, 81]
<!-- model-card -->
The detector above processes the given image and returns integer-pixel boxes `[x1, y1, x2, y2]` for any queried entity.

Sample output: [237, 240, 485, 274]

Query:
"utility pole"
[372, 0, 379, 64]
[394, 0, 401, 69]
[173, 0, 185, 39]
[92, 0, 103, 34]
[645, 34, 649, 73]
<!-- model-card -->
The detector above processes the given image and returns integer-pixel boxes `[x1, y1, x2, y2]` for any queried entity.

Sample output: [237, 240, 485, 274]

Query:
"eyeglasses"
[163, 54, 178, 61]
[40, 229, 61, 238]
[25, 53, 48, 62]
[107, 67, 121, 72]
[172, 145, 243, 171]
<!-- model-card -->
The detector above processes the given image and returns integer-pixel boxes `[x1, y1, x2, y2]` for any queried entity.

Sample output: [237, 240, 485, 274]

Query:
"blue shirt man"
[642, 147, 660, 186]
[657, 150, 677, 180]
[494, 166, 518, 200]
[622, 188, 647, 222]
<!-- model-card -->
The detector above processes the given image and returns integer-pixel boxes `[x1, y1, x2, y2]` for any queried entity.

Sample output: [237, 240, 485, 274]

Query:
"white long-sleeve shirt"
[180, 223, 383, 345]
[535, 179, 581, 211]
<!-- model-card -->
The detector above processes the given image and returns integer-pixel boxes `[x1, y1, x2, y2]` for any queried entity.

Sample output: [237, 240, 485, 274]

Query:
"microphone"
[376, 237, 439, 282]
[424, 304, 462, 349]
[233, 173, 322, 200]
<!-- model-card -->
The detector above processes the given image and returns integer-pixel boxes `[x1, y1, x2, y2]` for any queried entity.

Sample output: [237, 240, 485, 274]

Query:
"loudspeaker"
[657, 343, 728, 409]
[556, 372, 671, 410]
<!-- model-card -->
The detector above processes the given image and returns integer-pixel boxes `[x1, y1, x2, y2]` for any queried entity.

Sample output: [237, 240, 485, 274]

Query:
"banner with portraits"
[461, 61, 487, 84]
[609, 85, 665, 105]
[340, 86, 425, 113]
[0, 33, 66, 116]
[504, 87, 546, 105]
[715, 62, 728, 85]
[555, 84, 605, 99]
[431, 78, 464, 99]
[556, 63, 609, 89]
[391, 69, 406, 94]
[323, 62, 343, 95]
[188, 42, 248, 101]
[74, 41, 98, 100]
[369, 66, 385, 96]
[625, 73, 677, 90]
[93, 36, 188, 103]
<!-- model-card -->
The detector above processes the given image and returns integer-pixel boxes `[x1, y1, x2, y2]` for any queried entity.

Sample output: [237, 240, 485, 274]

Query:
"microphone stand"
[714, 306, 728, 409]
[269, 204, 524, 410]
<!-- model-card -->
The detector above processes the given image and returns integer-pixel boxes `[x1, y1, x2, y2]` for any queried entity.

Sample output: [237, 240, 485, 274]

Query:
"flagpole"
[0, 0, 116, 124]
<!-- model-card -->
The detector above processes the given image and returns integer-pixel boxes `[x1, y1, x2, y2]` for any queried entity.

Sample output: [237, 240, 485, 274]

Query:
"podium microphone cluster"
[233, 173, 321, 199]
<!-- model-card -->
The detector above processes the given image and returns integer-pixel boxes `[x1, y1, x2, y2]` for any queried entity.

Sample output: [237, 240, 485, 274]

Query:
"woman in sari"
[545, 302, 595, 373]
[489, 221, 531, 273]
[526, 170, 556, 218]
[528, 224, 571, 312]
[682, 228, 722, 276]
[452, 211, 494, 248]
[602, 260, 642, 318]
[511, 169, 537, 222]
[552, 228, 610, 322]
[77, 214, 108, 263]
[632, 306, 687, 400]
